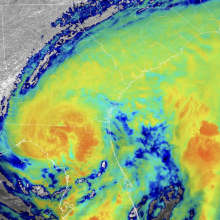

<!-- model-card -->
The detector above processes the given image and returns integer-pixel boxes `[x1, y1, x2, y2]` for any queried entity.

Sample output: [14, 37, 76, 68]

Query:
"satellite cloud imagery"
[0, 0, 219, 219]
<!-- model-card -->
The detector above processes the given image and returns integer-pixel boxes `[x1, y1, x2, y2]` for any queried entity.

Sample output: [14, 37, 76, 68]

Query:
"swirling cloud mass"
[0, 0, 220, 219]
